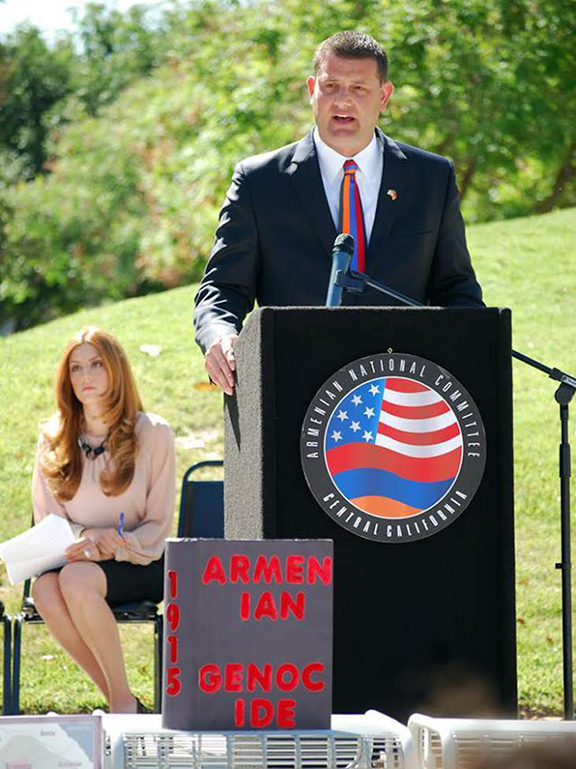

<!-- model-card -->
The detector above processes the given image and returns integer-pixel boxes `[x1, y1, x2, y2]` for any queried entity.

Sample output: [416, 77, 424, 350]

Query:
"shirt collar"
[313, 128, 382, 183]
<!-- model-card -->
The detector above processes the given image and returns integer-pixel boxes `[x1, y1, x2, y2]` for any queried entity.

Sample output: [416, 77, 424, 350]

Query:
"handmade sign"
[162, 539, 333, 731]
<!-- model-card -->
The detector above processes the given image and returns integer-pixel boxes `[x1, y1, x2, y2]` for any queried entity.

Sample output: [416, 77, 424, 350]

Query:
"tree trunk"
[435, 136, 454, 156]
[459, 159, 476, 200]
[536, 143, 575, 214]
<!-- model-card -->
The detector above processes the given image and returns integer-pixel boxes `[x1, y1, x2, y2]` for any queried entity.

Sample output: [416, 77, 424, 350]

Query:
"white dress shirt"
[313, 128, 383, 244]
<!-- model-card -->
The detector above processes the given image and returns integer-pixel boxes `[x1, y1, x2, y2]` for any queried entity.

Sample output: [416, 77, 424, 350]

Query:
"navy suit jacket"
[194, 129, 483, 352]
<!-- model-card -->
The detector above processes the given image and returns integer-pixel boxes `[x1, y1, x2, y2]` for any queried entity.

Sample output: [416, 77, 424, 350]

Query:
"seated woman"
[32, 326, 175, 714]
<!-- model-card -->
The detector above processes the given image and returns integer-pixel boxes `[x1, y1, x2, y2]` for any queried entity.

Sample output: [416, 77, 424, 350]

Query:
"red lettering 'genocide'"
[198, 662, 325, 694]
[234, 698, 297, 729]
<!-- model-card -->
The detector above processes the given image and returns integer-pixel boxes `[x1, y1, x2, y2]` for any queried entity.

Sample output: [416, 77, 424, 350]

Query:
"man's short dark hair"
[313, 31, 389, 83]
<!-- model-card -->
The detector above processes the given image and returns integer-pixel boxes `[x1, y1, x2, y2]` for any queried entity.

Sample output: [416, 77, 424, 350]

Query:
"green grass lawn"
[0, 206, 575, 716]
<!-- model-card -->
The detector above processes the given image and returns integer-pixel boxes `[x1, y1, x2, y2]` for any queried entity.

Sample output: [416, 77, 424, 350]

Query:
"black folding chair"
[0, 601, 12, 714]
[12, 516, 164, 714]
[178, 460, 224, 538]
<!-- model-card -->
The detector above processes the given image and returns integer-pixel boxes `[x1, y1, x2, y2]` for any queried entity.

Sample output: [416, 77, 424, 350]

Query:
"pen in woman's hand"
[117, 512, 125, 538]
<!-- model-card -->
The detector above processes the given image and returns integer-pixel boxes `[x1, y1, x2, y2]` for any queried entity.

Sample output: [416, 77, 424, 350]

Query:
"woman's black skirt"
[97, 557, 164, 606]
[42, 556, 164, 606]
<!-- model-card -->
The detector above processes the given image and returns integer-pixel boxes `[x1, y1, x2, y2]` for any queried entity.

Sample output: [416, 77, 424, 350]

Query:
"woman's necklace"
[78, 432, 109, 460]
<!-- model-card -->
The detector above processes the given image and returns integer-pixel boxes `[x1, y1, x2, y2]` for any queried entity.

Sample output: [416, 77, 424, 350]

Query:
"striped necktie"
[339, 159, 366, 272]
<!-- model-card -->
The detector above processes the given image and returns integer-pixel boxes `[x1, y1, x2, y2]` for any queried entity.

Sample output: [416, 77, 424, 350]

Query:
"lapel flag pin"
[387, 189, 398, 201]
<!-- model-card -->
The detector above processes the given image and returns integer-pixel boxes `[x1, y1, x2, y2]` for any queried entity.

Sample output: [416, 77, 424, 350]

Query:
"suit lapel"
[366, 131, 409, 273]
[285, 130, 337, 260]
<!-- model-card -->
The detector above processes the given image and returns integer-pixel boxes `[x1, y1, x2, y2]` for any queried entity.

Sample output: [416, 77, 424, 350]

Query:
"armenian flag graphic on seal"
[300, 353, 486, 543]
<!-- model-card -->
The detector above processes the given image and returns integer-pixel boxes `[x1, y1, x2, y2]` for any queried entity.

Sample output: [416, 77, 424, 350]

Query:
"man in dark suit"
[194, 31, 483, 393]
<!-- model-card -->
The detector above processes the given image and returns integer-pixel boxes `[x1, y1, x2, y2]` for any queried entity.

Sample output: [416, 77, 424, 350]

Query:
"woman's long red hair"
[39, 327, 144, 501]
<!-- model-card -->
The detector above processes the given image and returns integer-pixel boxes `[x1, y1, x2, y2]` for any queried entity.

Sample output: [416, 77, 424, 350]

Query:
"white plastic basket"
[102, 710, 418, 769]
[407, 713, 576, 769]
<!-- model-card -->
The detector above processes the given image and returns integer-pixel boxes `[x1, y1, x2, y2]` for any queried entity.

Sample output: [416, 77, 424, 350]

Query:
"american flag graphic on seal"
[301, 353, 486, 543]
[325, 376, 462, 518]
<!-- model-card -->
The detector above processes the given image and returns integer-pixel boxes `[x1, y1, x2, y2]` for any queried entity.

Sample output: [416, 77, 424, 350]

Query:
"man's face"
[307, 53, 393, 157]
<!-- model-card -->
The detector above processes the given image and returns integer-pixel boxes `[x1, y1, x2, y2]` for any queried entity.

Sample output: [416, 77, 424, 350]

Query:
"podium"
[224, 307, 516, 720]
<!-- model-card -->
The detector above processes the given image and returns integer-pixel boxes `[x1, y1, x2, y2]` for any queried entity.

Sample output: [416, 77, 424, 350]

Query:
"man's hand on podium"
[204, 334, 238, 395]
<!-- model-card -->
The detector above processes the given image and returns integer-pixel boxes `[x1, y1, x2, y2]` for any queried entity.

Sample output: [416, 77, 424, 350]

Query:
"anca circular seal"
[300, 352, 486, 543]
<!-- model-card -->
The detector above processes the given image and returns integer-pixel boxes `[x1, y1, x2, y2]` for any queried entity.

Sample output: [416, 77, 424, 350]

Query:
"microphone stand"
[336, 266, 576, 719]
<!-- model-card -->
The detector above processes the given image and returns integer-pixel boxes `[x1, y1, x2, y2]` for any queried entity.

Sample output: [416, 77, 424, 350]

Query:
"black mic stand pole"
[337, 266, 576, 719]
[510, 352, 575, 720]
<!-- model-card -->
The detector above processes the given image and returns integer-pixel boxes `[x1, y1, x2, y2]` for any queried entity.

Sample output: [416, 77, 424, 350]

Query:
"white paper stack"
[0, 513, 76, 584]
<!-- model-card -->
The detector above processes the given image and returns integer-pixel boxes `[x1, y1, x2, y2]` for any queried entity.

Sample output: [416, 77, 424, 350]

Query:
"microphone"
[325, 233, 355, 307]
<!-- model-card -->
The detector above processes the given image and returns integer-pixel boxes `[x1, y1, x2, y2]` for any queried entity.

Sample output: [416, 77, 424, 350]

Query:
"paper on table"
[0, 513, 76, 584]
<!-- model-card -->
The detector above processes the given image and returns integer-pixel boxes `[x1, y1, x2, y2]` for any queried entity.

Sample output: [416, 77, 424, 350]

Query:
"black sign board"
[162, 539, 333, 731]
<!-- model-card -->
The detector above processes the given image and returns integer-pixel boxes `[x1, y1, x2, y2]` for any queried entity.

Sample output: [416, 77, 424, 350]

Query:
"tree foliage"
[69, 2, 169, 114]
[0, 0, 574, 331]
[0, 25, 74, 179]
[0, 2, 169, 179]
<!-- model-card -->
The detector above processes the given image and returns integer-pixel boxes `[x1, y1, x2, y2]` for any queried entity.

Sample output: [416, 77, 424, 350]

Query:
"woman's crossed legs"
[33, 562, 138, 713]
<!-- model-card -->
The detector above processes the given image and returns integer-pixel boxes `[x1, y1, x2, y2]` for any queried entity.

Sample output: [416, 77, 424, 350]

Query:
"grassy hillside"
[0, 207, 574, 715]
[468, 207, 576, 716]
